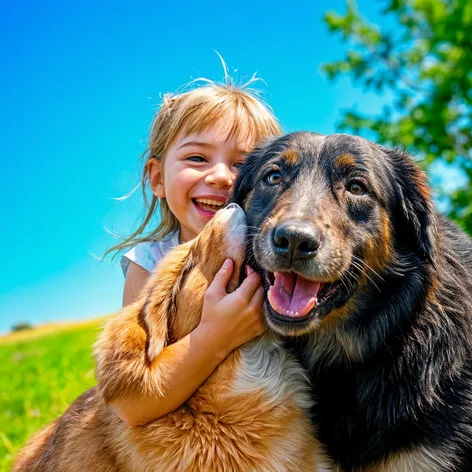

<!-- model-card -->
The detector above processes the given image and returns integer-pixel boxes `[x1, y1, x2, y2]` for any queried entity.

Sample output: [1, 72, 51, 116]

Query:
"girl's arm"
[99, 260, 264, 427]
[123, 261, 151, 306]
[112, 322, 235, 426]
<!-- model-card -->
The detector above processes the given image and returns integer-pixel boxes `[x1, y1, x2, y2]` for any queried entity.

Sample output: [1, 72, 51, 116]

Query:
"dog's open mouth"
[264, 271, 342, 320]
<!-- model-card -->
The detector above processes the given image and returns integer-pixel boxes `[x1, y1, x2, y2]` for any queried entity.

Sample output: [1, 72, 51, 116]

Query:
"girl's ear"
[147, 158, 165, 198]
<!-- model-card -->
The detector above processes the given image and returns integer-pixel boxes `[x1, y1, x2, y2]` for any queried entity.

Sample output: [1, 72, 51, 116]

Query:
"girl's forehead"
[177, 118, 255, 151]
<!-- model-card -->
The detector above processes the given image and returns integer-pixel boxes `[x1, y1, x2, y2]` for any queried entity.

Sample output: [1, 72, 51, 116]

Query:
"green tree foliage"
[323, 0, 472, 230]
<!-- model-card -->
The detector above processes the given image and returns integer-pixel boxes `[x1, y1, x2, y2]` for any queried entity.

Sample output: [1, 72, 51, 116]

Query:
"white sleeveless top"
[121, 232, 180, 276]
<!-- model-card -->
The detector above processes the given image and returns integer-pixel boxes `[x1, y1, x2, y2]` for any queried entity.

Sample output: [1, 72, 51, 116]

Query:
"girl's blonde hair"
[106, 76, 281, 259]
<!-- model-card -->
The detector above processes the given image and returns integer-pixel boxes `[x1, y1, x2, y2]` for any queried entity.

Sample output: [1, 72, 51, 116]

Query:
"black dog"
[231, 132, 472, 471]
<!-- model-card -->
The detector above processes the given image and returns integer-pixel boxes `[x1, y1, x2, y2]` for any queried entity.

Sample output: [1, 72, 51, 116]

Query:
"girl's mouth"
[193, 198, 226, 215]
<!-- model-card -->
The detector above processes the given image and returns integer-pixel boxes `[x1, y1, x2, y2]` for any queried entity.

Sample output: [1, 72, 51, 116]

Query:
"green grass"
[0, 319, 106, 471]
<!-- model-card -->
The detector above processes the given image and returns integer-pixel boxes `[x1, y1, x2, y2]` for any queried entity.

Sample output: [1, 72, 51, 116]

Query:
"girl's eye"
[347, 181, 367, 195]
[264, 170, 282, 186]
[233, 162, 245, 169]
[186, 155, 207, 163]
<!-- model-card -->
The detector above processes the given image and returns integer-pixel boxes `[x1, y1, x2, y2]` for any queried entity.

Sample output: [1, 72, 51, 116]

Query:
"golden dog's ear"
[94, 243, 195, 404]
[141, 246, 195, 364]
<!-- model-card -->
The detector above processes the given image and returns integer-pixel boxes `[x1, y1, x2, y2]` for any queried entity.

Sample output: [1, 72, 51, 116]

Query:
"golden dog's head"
[143, 203, 247, 361]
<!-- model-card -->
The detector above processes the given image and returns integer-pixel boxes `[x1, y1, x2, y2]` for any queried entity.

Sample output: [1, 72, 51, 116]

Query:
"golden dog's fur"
[14, 205, 320, 472]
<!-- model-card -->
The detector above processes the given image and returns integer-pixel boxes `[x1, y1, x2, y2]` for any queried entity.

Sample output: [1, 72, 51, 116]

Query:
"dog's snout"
[272, 221, 321, 263]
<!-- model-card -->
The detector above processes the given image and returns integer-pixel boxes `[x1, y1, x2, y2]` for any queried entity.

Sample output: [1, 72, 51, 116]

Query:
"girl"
[106, 76, 282, 427]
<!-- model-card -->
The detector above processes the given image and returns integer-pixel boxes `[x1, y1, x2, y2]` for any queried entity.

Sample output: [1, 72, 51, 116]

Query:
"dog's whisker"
[348, 260, 381, 293]
[352, 255, 385, 283]
[338, 273, 352, 294]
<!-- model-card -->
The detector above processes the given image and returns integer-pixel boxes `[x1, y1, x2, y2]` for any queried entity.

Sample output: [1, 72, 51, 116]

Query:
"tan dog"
[14, 204, 321, 472]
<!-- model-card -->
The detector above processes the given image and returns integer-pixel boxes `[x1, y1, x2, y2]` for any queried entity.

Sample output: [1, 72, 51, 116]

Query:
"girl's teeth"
[195, 198, 225, 206]
[194, 199, 224, 214]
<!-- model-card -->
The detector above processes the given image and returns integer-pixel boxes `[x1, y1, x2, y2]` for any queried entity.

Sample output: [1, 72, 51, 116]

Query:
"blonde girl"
[105, 75, 281, 427]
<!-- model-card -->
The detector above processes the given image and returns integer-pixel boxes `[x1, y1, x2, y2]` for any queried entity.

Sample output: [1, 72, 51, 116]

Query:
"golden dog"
[14, 204, 320, 472]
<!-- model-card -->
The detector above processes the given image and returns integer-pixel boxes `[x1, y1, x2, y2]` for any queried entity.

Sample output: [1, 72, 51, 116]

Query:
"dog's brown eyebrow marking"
[335, 153, 357, 168]
[280, 149, 299, 164]
[243, 189, 255, 213]
[360, 209, 392, 290]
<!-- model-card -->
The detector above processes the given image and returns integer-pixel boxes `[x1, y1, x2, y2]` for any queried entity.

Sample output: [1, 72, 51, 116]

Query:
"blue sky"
[0, 0, 396, 333]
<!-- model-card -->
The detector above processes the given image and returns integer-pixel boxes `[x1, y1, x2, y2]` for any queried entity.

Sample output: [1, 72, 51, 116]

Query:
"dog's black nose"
[272, 221, 321, 262]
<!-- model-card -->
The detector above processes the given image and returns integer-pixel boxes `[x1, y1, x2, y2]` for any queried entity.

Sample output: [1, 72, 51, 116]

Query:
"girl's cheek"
[177, 168, 204, 186]
[179, 168, 201, 179]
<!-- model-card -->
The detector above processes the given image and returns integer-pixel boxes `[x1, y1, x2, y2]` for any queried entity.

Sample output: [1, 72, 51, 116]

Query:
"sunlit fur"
[14, 205, 321, 472]
[231, 132, 472, 471]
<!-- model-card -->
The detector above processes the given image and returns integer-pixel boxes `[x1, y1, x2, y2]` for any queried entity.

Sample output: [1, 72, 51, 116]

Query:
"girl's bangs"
[177, 99, 272, 147]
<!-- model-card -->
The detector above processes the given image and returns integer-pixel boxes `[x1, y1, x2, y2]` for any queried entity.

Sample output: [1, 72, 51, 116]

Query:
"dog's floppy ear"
[387, 147, 437, 265]
[94, 244, 195, 404]
[230, 152, 259, 208]
[230, 137, 278, 208]
[230, 164, 254, 209]
[141, 246, 195, 363]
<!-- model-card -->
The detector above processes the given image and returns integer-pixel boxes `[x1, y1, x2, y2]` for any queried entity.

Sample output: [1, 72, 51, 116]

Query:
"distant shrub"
[11, 321, 33, 332]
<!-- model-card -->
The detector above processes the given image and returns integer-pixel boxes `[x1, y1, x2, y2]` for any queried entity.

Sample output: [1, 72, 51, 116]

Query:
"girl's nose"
[205, 162, 234, 188]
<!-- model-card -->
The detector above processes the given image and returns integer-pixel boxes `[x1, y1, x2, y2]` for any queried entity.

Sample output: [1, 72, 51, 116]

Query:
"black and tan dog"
[231, 132, 472, 471]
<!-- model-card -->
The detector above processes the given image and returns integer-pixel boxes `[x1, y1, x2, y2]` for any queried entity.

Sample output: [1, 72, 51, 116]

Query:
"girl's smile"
[192, 195, 227, 216]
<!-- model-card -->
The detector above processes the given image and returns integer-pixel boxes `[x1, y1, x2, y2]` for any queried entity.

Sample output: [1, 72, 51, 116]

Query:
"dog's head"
[143, 204, 247, 361]
[231, 132, 436, 336]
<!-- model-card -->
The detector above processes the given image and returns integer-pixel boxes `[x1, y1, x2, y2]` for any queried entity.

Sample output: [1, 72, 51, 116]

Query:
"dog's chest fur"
[110, 334, 320, 472]
[232, 333, 312, 409]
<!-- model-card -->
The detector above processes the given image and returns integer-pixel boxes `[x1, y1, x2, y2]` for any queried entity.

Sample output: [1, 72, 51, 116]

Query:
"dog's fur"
[231, 132, 472, 471]
[14, 205, 320, 472]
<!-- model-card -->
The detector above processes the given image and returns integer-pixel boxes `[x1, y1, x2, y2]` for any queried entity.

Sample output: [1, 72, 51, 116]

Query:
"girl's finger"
[249, 285, 265, 310]
[205, 259, 234, 300]
[233, 270, 261, 300]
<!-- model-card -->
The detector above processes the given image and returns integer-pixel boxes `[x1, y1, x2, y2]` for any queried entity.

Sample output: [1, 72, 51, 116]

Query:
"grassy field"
[0, 318, 107, 471]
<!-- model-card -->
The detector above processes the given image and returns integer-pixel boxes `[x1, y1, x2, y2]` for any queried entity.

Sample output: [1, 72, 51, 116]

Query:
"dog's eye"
[265, 171, 282, 185]
[347, 181, 366, 195]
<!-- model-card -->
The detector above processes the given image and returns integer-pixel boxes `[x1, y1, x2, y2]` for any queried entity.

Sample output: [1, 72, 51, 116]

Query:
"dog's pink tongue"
[268, 272, 320, 318]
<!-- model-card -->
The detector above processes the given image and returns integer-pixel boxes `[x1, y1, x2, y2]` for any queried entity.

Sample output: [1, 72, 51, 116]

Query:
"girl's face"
[148, 119, 253, 243]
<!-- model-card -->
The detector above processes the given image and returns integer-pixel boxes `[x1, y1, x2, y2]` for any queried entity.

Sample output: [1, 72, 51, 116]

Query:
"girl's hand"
[198, 258, 265, 353]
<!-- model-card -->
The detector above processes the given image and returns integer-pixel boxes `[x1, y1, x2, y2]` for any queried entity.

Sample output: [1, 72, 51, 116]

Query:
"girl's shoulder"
[121, 232, 180, 275]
